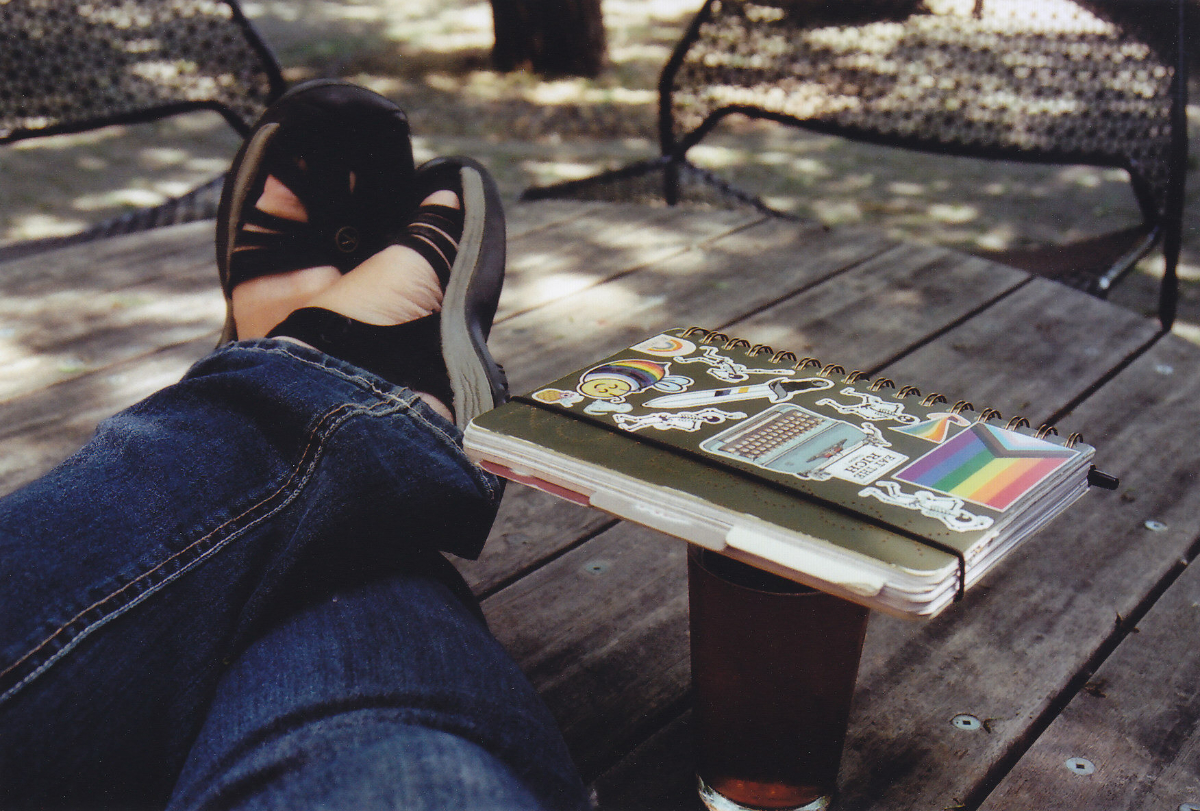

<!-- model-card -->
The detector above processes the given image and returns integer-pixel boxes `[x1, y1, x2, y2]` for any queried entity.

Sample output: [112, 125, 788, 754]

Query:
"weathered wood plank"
[881, 277, 1160, 425]
[504, 200, 605, 239]
[979, 543, 1200, 810]
[500, 204, 762, 321]
[590, 712, 702, 810]
[724, 246, 1027, 372]
[482, 521, 691, 781]
[0, 221, 215, 297]
[0, 341, 213, 494]
[496, 220, 895, 395]
[0, 280, 224, 403]
[456, 489, 614, 598]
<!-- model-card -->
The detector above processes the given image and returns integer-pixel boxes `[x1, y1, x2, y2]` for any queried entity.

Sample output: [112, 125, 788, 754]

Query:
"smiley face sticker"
[576, 359, 692, 403]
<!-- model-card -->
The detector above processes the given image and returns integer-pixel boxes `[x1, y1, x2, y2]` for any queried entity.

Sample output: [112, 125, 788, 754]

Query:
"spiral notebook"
[464, 328, 1114, 616]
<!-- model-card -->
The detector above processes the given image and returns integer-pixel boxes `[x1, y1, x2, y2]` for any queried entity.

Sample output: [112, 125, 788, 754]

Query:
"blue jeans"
[0, 340, 589, 811]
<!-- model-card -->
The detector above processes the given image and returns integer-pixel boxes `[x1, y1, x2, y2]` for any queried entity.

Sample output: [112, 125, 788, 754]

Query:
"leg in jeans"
[0, 341, 588, 810]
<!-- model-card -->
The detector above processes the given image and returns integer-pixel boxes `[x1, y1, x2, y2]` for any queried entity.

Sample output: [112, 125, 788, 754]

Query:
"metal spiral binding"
[678, 327, 1071, 442]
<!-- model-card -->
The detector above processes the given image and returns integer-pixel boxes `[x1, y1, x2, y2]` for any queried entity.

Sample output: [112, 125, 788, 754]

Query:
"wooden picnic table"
[2, 201, 1198, 809]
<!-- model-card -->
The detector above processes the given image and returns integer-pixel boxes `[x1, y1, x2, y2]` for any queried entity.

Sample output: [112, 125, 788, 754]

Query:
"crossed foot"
[231, 176, 459, 421]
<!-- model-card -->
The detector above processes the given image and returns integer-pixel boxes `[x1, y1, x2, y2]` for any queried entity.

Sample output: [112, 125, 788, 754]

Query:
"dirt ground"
[2, 0, 1197, 339]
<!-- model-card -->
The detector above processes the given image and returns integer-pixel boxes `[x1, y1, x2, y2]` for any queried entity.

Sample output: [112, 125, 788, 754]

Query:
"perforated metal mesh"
[665, 0, 1183, 222]
[1, 0, 284, 143]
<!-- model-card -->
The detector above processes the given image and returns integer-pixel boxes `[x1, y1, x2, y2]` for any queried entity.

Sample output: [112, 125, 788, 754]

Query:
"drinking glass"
[688, 546, 870, 810]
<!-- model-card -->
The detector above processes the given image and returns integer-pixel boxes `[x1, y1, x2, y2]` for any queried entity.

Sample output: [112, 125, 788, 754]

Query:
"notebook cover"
[479, 328, 1094, 566]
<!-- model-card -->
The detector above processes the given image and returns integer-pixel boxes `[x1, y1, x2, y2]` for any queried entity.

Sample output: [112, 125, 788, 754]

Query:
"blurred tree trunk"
[490, 0, 606, 78]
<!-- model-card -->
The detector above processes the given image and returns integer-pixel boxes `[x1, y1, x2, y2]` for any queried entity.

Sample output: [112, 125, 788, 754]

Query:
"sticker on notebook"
[613, 408, 748, 433]
[699, 403, 888, 482]
[630, 333, 697, 358]
[584, 399, 633, 415]
[674, 345, 794, 383]
[858, 481, 994, 532]
[576, 359, 692, 403]
[891, 412, 972, 443]
[645, 376, 832, 409]
[894, 423, 1078, 512]
[815, 388, 920, 425]
[824, 446, 909, 485]
[532, 388, 584, 407]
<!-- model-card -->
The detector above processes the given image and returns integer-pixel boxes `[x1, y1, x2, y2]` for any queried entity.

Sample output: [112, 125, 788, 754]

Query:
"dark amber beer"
[688, 546, 870, 810]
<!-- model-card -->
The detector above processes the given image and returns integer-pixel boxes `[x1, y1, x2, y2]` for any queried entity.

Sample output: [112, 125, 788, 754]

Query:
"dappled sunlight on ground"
[2, 0, 1197, 339]
[1, 112, 241, 242]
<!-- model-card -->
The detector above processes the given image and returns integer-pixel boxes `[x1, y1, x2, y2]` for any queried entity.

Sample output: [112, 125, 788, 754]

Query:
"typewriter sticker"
[700, 403, 906, 483]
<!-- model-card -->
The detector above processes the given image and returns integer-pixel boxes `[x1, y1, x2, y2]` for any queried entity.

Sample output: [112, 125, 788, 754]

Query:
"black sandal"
[215, 79, 417, 343]
[268, 157, 509, 428]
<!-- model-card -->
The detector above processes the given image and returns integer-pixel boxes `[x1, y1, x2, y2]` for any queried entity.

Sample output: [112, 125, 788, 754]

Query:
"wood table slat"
[979, 541, 1200, 809]
[482, 522, 691, 782]
[495, 220, 895, 396]
[724, 245, 1028, 373]
[0, 341, 214, 493]
[500, 204, 762, 322]
[880, 277, 1160, 426]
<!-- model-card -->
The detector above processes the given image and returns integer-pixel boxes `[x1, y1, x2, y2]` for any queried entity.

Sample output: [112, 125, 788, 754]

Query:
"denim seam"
[239, 342, 501, 502]
[0, 399, 370, 706]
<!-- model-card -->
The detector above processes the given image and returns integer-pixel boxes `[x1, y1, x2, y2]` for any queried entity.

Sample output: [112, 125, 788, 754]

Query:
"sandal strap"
[394, 204, 465, 287]
[267, 308, 454, 412]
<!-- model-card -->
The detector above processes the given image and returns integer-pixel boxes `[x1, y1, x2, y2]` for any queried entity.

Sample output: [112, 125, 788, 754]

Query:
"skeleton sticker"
[858, 480, 994, 532]
[612, 408, 748, 433]
[673, 345, 794, 383]
[815, 388, 920, 425]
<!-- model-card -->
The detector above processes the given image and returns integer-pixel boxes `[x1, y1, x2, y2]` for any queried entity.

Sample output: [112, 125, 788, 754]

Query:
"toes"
[421, 188, 460, 210]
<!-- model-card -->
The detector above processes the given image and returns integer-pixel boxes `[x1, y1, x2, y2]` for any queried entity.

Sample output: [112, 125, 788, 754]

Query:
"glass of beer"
[688, 545, 870, 810]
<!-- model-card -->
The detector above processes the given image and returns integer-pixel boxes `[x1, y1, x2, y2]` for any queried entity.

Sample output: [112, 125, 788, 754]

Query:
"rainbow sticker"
[893, 413, 969, 444]
[631, 334, 697, 357]
[895, 424, 1077, 511]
